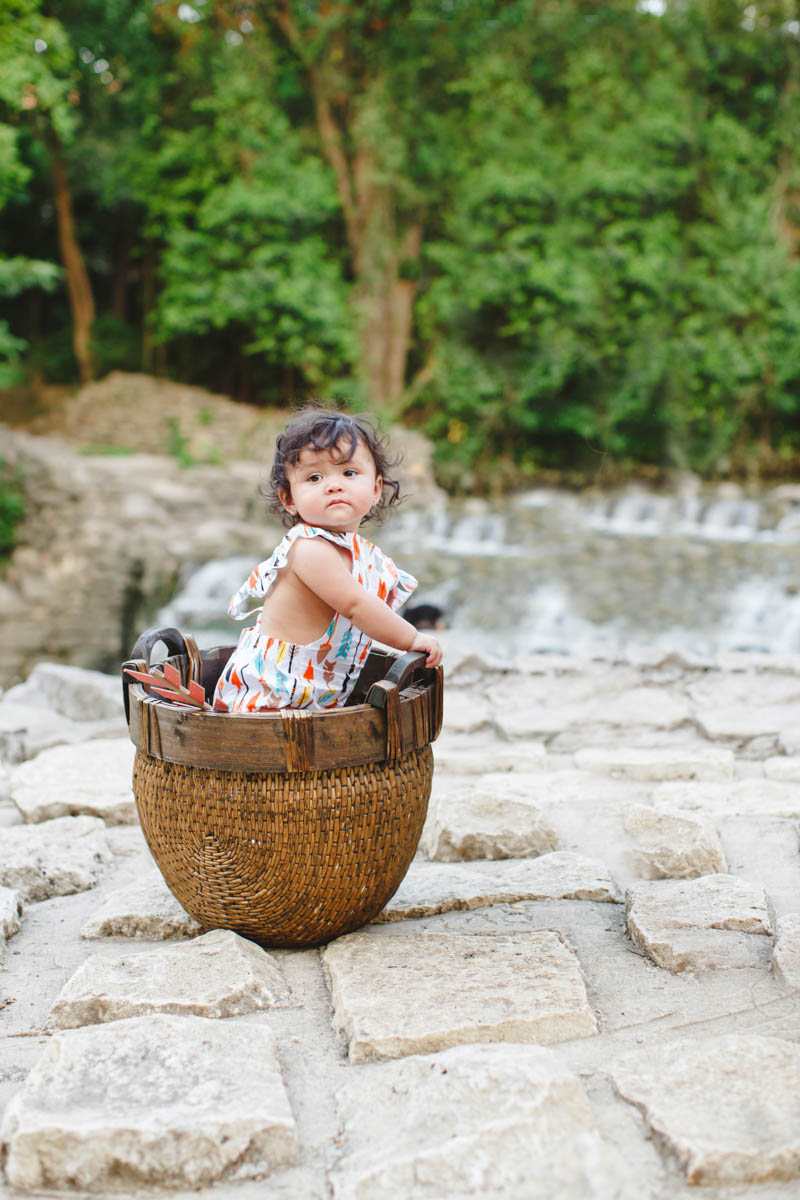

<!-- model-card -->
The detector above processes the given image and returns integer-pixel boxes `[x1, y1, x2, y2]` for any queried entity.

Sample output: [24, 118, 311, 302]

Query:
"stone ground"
[3, 646, 800, 1197]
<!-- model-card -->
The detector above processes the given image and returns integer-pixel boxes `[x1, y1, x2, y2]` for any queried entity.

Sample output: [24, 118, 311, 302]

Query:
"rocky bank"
[0, 373, 440, 685]
[2, 645, 800, 1197]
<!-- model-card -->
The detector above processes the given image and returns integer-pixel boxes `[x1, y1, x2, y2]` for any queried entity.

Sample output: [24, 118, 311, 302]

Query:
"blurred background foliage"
[1, 0, 799, 488]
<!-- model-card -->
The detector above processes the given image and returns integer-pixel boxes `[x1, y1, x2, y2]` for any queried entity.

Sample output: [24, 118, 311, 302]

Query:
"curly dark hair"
[263, 406, 402, 528]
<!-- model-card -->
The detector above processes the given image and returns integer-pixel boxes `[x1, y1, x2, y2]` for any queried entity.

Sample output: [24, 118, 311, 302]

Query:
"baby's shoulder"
[287, 532, 351, 570]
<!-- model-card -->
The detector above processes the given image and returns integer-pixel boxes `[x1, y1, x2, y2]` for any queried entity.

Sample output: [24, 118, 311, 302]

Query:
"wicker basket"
[122, 626, 443, 948]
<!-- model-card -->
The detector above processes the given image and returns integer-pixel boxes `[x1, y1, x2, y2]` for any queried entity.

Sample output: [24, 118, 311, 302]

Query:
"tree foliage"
[1, 0, 800, 483]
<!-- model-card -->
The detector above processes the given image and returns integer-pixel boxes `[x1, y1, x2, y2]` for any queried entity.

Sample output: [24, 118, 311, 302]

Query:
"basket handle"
[130, 625, 188, 667]
[366, 651, 427, 709]
[366, 651, 428, 762]
[123, 626, 189, 727]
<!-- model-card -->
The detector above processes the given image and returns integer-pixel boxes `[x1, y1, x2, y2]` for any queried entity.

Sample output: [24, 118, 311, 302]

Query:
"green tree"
[0, 0, 97, 380]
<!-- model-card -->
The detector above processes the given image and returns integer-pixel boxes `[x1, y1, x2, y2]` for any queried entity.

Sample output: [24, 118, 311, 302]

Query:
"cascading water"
[158, 484, 800, 659]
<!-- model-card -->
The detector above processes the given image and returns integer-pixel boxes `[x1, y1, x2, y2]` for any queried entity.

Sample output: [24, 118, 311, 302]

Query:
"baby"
[213, 408, 442, 713]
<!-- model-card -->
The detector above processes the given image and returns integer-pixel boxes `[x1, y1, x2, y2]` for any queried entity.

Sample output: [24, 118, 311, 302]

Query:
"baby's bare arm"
[291, 539, 442, 667]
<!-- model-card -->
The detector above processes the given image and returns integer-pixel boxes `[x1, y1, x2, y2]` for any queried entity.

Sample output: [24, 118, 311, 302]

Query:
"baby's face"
[281, 439, 383, 532]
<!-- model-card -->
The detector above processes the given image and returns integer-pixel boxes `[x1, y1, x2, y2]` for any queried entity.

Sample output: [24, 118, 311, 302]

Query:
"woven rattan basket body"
[122, 627, 443, 947]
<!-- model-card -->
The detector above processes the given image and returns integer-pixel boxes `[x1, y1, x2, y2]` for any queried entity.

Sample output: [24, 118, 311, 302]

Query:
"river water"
[158, 483, 800, 661]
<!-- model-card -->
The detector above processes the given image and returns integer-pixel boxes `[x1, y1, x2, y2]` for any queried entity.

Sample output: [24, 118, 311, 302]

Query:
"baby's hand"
[410, 631, 443, 668]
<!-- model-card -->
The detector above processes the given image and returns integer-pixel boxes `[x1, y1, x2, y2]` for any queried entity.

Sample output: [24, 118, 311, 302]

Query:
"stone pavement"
[2, 648, 800, 1197]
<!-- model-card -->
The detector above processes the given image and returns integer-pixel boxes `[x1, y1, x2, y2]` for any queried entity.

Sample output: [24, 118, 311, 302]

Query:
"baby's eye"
[343, 468, 358, 477]
[307, 473, 322, 483]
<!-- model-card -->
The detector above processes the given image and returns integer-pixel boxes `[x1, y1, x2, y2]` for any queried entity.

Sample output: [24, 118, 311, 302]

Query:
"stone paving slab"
[607, 1034, 800, 1184]
[423, 776, 560, 861]
[696, 704, 800, 741]
[11, 737, 136, 824]
[764, 756, 800, 781]
[377, 853, 618, 922]
[0, 1013, 298, 1191]
[574, 746, 734, 781]
[623, 804, 726, 878]
[771, 914, 800, 989]
[323, 929, 597, 1063]
[653, 778, 800, 818]
[495, 688, 691, 740]
[441, 691, 494, 734]
[0, 885, 22, 965]
[433, 737, 548, 774]
[625, 875, 772, 972]
[0, 703, 88, 765]
[0, 815, 112, 902]
[46, 929, 290, 1028]
[331, 1043, 637, 1200]
[80, 870, 202, 940]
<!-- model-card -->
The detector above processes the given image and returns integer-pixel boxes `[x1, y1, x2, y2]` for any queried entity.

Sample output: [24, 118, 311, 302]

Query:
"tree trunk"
[49, 140, 95, 383]
[271, 3, 422, 409]
[358, 222, 421, 408]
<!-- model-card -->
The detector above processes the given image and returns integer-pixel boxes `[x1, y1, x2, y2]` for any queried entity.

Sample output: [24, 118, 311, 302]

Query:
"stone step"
[625, 875, 772, 972]
[0, 1013, 298, 1191]
[80, 870, 201, 941]
[377, 853, 618, 923]
[654, 778, 800, 818]
[0, 884, 22, 964]
[575, 745, 735, 782]
[423, 775, 559, 861]
[0, 815, 112, 902]
[607, 1034, 800, 1185]
[332, 1043, 636, 1200]
[46, 928, 291, 1028]
[323, 928, 597, 1064]
[623, 803, 727, 879]
[11, 737, 136, 825]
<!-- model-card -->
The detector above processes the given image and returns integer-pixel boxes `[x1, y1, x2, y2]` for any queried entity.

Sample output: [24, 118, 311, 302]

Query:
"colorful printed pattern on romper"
[213, 524, 417, 713]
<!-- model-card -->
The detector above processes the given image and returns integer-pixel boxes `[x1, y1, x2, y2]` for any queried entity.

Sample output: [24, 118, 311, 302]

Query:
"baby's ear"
[278, 488, 296, 514]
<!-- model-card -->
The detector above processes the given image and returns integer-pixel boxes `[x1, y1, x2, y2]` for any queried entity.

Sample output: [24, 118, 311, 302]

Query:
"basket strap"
[281, 710, 314, 772]
[369, 679, 404, 761]
[182, 633, 203, 691]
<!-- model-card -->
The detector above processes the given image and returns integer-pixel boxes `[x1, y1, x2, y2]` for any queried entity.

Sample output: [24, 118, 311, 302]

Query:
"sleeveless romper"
[213, 524, 417, 713]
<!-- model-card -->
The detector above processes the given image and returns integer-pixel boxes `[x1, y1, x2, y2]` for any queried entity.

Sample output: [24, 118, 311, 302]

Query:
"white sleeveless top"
[213, 523, 417, 712]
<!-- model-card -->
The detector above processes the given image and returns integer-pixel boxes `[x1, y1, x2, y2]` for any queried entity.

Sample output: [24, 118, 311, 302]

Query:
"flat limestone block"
[695, 704, 800, 740]
[332, 1043, 637, 1200]
[574, 746, 734, 782]
[46, 929, 290, 1028]
[625, 875, 772, 973]
[433, 737, 547, 775]
[607, 1034, 800, 1185]
[442, 691, 495, 735]
[0, 702, 86, 765]
[0, 1013, 298, 1192]
[376, 852, 618, 923]
[11, 737, 136, 825]
[423, 777, 560, 861]
[4, 662, 123, 722]
[0, 885, 22, 964]
[772, 914, 800, 989]
[322, 929, 597, 1063]
[0, 815, 112, 902]
[495, 688, 690, 740]
[81, 871, 202, 940]
[653, 778, 800, 819]
[623, 804, 726, 879]
[764, 756, 800, 782]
